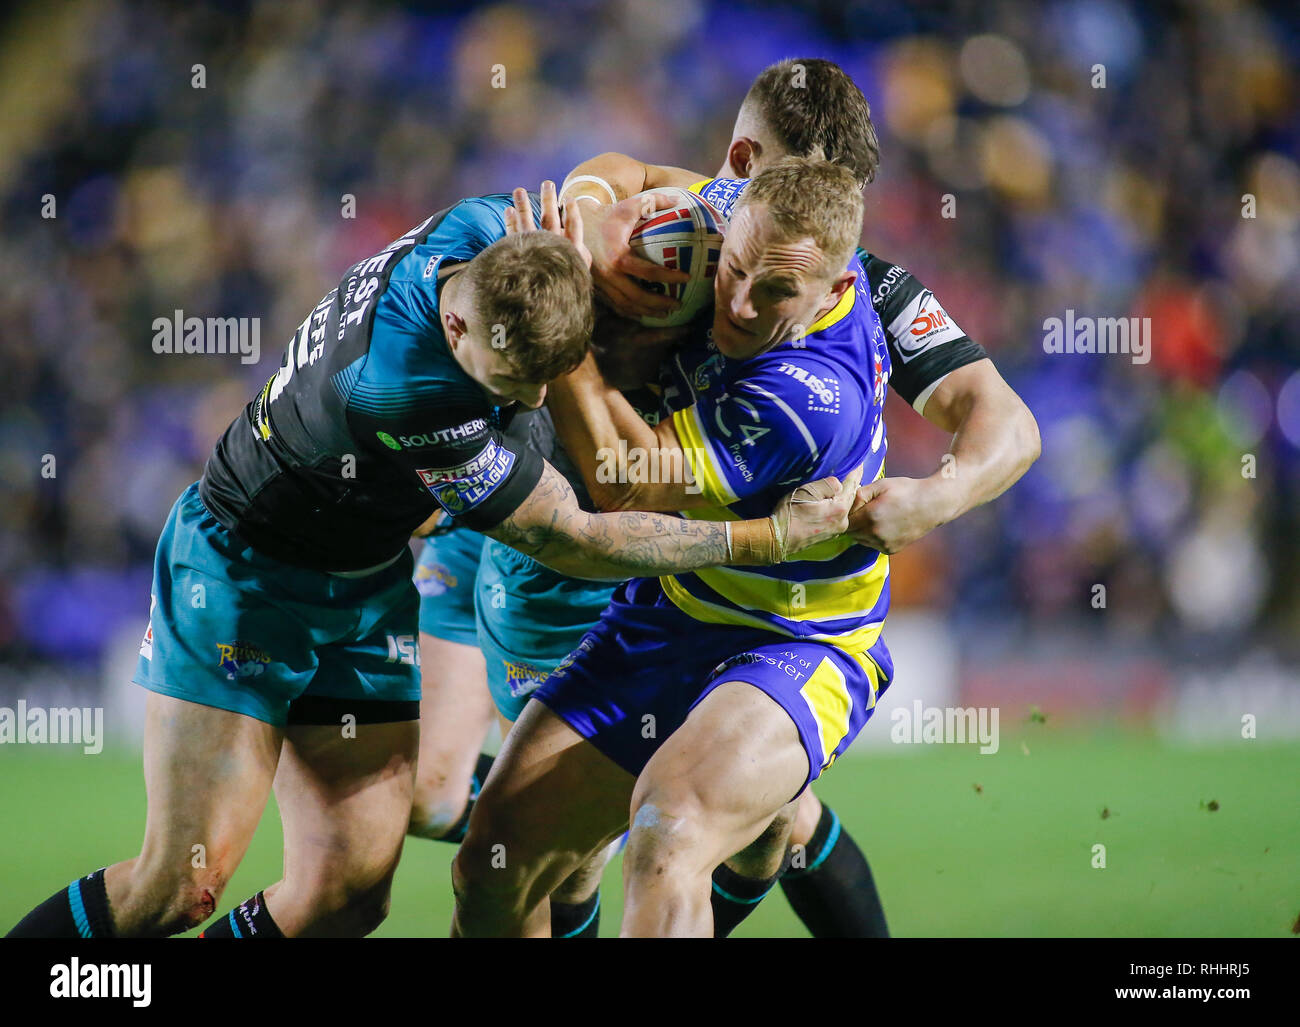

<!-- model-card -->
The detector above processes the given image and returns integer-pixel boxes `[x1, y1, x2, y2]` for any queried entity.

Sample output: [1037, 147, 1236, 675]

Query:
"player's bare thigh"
[268, 717, 419, 937]
[493, 706, 615, 908]
[452, 699, 633, 935]
[410, 632, 494, 838]
[105, 692, 282, 935]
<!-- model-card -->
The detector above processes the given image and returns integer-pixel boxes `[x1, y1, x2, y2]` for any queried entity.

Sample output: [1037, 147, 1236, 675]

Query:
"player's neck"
[811, 295, 838, 325]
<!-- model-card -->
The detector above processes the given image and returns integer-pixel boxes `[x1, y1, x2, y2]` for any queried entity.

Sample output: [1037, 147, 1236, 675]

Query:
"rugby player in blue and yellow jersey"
[453, 158, 907, 936]
[574, 60, 1040, 937]
[451, 59, 1039, 937]
[6, 184, 861, 940]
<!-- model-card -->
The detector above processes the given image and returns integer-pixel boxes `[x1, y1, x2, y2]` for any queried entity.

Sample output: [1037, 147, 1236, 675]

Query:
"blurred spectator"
[0, 0, 1296, 670]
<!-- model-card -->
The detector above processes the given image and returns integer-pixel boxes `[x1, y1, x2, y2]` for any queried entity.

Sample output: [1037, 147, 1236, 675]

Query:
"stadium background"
[0, 0, 1297, 936]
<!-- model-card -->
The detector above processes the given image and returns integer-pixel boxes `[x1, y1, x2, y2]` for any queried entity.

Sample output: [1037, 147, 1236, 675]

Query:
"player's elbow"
[1014, 402, 1042, 473]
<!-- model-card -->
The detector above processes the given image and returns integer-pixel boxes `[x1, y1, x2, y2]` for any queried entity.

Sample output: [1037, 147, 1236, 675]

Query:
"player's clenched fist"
[847, 475, 950, 554]
[579, 192, 689, 320]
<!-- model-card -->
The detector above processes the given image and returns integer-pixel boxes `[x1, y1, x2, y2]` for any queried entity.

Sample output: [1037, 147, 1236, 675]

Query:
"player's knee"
[130, 850, 232, 934]
[453, 826, 523, 899]
[624, 792, 708, 879]
[791, 788, 822, 847]
[408, 789, 468, 840]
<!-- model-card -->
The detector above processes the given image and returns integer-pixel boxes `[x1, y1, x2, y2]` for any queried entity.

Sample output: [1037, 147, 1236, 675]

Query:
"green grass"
[2, 725, 1296, 936]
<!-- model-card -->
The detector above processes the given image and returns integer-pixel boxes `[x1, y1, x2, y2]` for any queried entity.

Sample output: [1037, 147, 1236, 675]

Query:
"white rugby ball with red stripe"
[627, 187, 725, 328]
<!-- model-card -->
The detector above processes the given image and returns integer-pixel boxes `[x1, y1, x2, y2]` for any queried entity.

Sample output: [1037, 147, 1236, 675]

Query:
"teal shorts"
[133, 482, 421, 727]
[415, 528, 486, 646]
[474, 539, 615, 722]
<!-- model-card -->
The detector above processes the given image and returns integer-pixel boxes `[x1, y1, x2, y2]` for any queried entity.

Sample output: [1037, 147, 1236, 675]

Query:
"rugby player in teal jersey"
[6, 183, 859, 940]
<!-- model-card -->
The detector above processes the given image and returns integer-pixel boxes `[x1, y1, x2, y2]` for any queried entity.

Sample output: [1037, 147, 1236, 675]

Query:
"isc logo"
[385, 634, 418, 666]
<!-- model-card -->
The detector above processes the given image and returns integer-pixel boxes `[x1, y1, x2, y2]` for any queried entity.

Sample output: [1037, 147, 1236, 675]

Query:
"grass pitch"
[2, 725, 1296, 937]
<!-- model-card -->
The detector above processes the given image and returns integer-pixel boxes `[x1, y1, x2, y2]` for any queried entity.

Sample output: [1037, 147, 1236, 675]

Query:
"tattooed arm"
[485, 460, 858, 581]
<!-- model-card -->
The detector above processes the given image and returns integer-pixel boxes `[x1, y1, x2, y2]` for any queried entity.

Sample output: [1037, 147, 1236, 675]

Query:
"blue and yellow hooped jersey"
[659, 179, 894, 671]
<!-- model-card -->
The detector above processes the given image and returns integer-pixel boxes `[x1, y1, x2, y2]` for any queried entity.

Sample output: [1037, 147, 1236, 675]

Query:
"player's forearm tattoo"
[491, 464, 727, 580]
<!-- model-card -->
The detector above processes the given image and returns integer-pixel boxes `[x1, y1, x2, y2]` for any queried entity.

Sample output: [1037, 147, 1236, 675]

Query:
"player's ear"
[443, 310, 467, 351]
[727, 138, 757, 178]
[824, 269, 856, 306]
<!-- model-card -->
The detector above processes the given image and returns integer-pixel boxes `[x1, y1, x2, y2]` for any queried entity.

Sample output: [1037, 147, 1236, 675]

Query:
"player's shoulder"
[431, 194, 511, 249]
[349, 314, 482, 428]
[857, 248, 922, 316]
[859, 248, 969, 353]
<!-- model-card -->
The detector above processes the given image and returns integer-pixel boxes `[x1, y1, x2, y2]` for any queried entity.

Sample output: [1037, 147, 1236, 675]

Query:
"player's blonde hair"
[735, 157, 864, 277]
[466, 233, 593, 381]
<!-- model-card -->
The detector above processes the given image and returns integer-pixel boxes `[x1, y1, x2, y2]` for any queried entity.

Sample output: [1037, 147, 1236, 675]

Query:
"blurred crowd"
[0, 0, 1297, 670]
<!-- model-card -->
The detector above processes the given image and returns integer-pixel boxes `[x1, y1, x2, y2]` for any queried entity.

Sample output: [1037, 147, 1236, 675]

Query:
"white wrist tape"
[560, 174, 617, 205]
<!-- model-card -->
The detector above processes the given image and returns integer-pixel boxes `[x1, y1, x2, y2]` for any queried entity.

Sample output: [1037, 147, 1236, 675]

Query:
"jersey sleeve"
[440, 193, 544, 251]
[859, 248, 988, 412]
[381, 413, 544, 530]
[688, 177, 750, 222]
[671, 361, 856, 507]
[412, 429, 544, 530]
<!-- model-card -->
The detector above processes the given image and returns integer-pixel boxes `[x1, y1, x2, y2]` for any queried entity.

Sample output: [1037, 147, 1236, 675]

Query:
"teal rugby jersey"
[200, 194, 549, 573]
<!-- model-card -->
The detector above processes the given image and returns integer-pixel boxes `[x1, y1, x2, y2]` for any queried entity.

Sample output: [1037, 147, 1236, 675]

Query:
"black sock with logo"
[6, 867, 115, 938]
[780, 804, 889, 938]
[199, 891, 283, 938]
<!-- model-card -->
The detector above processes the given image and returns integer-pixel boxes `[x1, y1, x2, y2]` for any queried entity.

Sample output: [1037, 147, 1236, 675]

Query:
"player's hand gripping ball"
[626, 187, 725, 328]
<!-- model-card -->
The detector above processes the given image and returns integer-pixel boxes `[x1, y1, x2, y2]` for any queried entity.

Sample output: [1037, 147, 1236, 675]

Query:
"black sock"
[7, 867, 115, 938]
[780, 804, 889, 938]
[550, 891, 600, 938]
[199, 891, 283, 938]
[710, 862, 782, 938]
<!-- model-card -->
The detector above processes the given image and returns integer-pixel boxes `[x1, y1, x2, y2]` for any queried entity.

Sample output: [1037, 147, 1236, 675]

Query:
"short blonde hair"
[735, 157, 864, 277]
[466, 233, 593, 381]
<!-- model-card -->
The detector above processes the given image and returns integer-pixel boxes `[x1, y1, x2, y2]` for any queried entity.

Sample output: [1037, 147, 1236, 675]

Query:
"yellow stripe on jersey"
[673, 405, 737, 506]
[687, 179, 711, 196]
[657, 570, 890, 655]
[660, 574, 775, 632]
[688, 555, 888, 623]
[800, 657, 853, 770]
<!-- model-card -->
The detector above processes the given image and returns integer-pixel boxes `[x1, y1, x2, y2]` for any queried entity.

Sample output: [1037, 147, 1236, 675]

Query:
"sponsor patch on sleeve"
[887, 288, 967, 362]
[417, 439, 517, 515]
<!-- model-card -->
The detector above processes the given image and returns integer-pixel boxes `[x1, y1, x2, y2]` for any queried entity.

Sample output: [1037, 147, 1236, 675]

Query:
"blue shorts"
[474, 539, 615, 722]
[415, 528, 486, 646]
[533, 578, 890, 795]
[134, 482, 421, 727]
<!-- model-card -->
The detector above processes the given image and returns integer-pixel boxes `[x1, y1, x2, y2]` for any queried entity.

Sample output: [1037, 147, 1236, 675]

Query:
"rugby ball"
[627, 187, 725, 328]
